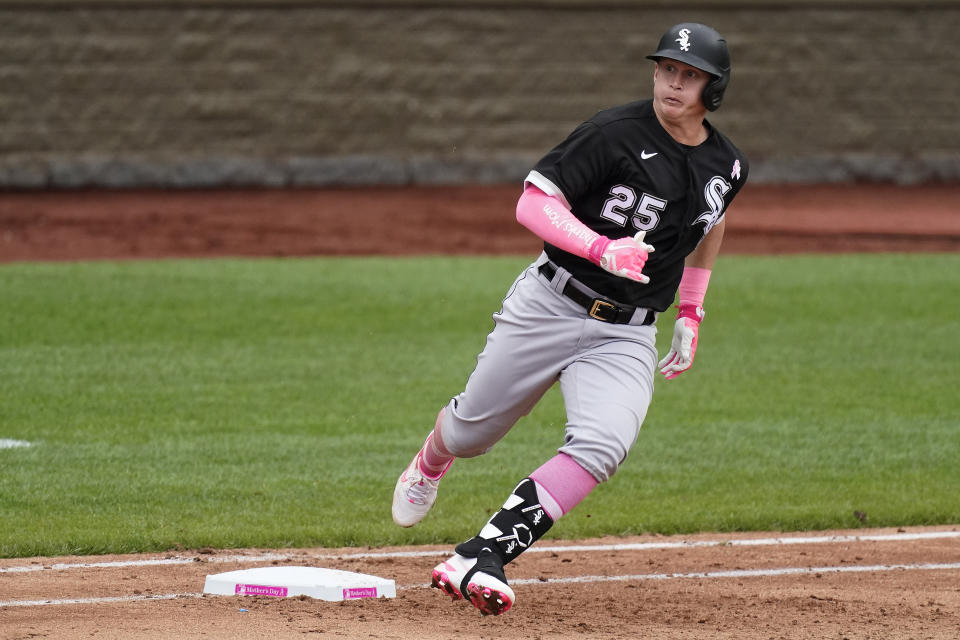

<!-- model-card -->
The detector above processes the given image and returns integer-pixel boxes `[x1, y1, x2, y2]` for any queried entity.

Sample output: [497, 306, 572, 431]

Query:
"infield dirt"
[1, 184, 958, 639]
[2, 527, 959, 639]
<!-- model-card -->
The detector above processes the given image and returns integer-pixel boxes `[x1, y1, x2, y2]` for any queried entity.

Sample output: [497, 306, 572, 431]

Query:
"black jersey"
[525, 99, 749, 312]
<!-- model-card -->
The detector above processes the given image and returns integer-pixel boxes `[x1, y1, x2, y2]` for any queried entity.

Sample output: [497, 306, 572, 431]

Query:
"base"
[203, 566, 396, 601]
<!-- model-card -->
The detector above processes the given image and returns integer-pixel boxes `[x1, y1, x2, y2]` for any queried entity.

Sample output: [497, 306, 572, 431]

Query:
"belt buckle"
[588, 299, 617, 322]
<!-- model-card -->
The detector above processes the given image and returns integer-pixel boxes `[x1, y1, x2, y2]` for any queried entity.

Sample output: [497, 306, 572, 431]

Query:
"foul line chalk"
[2, 530, 958, 575]
[532, 530, 960, 555]
[0, 553, 291, 574]
[0, 593, 202, 608]
[0, 439, 33, 449]
[2, 562, 959, 608]
[506, 561, 960, 587]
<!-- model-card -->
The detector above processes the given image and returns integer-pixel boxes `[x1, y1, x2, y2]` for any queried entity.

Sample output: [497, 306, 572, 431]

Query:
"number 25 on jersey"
[599, 185, 666, 232]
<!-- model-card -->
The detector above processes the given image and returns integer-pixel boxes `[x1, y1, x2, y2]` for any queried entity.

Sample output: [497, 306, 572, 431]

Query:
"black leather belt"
[538, 262, 655, 325]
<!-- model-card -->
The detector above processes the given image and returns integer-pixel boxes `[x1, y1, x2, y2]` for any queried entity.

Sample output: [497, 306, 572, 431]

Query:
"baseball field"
[1, 184, 959, 639]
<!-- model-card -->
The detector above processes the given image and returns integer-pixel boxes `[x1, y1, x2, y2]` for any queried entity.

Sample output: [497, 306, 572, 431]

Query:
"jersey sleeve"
[736, 154, 750, 188]
[524, 121, 613, 210]
[723, 154, 749, 219]
[725, 143, 750, 202]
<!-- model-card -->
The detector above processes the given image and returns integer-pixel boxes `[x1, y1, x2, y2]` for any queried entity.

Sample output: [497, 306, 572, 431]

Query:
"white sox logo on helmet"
[676, 28, 692, 51]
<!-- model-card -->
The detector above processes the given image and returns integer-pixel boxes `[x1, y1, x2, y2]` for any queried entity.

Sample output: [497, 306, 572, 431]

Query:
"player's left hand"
[658, 304, 705, 379]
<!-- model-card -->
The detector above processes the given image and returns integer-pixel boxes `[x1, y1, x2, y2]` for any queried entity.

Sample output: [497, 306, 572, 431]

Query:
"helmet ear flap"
[702, 73, 728, 111]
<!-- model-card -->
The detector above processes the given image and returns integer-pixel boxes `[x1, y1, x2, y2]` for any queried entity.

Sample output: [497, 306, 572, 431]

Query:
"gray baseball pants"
[437, 252, 660, 482]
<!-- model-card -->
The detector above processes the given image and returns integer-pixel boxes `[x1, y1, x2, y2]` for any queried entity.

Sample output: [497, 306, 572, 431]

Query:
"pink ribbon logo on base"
[343, 587, 378, 599]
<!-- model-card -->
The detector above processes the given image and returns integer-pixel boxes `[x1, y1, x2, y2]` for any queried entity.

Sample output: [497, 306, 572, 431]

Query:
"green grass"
[1, 254, 958, 557]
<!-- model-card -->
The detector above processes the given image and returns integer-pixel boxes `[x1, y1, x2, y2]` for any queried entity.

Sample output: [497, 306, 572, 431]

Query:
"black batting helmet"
[646, 23, 731, 111]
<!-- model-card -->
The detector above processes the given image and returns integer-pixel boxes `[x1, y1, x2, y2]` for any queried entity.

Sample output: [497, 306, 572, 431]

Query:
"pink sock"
[418, 409, 454, 479]
[529, 453, 599, 521]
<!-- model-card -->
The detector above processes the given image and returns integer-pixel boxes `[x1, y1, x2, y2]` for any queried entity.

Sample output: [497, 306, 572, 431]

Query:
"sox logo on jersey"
[695, 175, 732, 234]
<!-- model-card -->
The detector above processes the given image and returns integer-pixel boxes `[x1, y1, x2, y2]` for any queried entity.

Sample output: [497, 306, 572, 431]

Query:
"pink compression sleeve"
[677, 266, 712, 308]
[516, 185, 608, 261]
[529, 453, 599, 520]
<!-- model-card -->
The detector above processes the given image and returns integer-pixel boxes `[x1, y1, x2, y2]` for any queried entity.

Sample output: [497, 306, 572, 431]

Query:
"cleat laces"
[406, 478, 436, 504]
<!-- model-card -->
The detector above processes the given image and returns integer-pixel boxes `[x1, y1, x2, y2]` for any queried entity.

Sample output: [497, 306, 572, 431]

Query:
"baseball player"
[392, 22, 749, 616]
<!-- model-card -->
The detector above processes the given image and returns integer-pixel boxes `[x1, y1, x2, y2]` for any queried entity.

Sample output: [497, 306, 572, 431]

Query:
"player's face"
[652, 59, 710, 121]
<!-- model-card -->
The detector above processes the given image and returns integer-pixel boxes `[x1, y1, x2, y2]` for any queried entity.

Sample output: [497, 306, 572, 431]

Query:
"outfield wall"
[1, 1, 957, 188]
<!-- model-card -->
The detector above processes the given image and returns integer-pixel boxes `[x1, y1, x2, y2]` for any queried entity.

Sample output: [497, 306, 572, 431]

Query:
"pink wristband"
[586, 236, 611, 265]
[677, 303, 705, 322]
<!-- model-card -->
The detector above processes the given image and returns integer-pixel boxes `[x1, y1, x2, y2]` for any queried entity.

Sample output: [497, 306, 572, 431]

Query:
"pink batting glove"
[588, 231, 655, 284]
[658, 304, 705, 379]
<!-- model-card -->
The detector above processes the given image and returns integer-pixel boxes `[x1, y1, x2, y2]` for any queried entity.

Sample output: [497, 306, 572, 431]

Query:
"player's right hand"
[594, 231, 655, 284]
